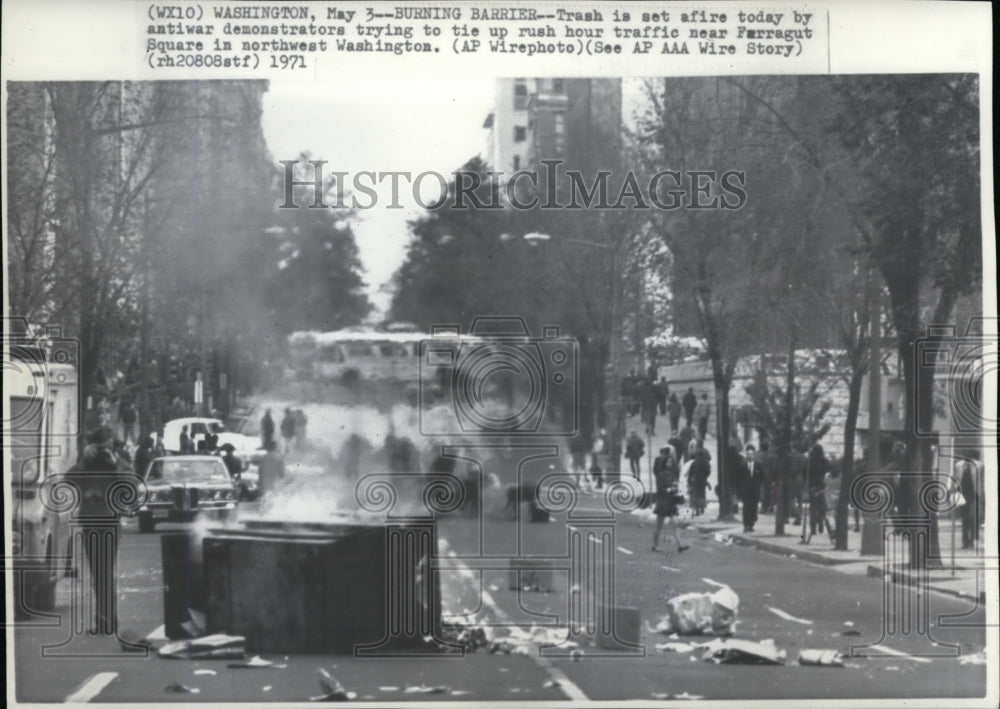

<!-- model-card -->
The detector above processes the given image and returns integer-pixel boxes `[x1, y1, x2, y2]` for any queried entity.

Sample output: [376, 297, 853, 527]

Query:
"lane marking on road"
[445, 550, 589, 702]
[766, 606, 814, 625]
[616, 546, 634, 555]
[65, 672, 118, 703]
[866, 644, 933, 663]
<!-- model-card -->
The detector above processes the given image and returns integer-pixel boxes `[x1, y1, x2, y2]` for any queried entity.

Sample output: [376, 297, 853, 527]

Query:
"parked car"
[136, 456, 239, 533]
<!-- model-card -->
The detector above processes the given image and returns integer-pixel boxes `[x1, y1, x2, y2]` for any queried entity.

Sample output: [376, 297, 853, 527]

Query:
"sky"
[261, 79, 496, 318]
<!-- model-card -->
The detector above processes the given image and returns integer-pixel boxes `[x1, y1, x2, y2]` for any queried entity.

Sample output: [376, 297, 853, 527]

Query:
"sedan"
[137, 456, 239, 533]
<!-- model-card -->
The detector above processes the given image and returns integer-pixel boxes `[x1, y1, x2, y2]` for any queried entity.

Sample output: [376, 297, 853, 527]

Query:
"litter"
[263, 686, 272, 692]
[571, 649, 584, 662]
[655, 642, 695, 653]
[451, 690, 470, 696]
[119, 628, 153, 652]
[181, 608, 206, 638]
[311, 668, 356, 702]
[701, 638, 786, 665]
[159, 634, 246, 660]
[194, 669, 217, 676]
[844, 621, 855, 627]
[440, 623, 491, 651]
[958, 651, 987, 666]
[543, 680, 561, 688]
[227, 655, 288, 669]
[164, 683, 200, 694]
[799, 649, 846, 667]
[841, 629, 862, 637]
[404, 685, 451, 694]
[657, 586, 739, 635]
[378, 686, 399, 692]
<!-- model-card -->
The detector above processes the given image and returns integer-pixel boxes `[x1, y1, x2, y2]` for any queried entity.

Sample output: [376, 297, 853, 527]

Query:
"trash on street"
[799, 649, 846, 667]
[164, 683, 200, 694]
[227, 655, 288, 669]
[310, 667, 356, 701]
[655, 641, 696, 653]
[657, 585, 740, 635]
[158, 634, 246, 660]
[700, 638, 786, 665]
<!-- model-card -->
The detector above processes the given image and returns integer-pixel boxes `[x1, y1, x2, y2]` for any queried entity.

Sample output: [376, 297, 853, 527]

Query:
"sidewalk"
[684, 507, 989, 604]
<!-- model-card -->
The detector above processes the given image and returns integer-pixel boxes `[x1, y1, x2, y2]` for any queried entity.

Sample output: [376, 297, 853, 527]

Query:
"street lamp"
[520, 231, 628, 480]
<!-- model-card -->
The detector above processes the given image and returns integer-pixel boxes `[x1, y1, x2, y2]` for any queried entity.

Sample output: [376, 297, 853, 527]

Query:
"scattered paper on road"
[799, 649, 846, 667]
[767, 606, 814, 625]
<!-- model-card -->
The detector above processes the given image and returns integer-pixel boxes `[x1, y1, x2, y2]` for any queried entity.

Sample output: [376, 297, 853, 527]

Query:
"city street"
[13, 489, 987, 703]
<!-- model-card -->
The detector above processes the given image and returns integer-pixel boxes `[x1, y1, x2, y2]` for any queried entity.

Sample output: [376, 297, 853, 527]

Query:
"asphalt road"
[12, 492, 989, 703]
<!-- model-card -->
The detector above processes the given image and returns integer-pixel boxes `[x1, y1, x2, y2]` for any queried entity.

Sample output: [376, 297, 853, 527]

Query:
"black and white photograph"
[3, 1, 996, 706]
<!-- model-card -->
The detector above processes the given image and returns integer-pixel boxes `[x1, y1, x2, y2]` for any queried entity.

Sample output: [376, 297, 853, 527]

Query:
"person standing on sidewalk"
[687, 447, 711, 516]
[682, 387, 697, 430]
[625, 430, 645, 480]
[652, 452, 689, 554]
[667, 393, 682, 437]
[695, 393, 711, 441]
[742, 445, 763, 532]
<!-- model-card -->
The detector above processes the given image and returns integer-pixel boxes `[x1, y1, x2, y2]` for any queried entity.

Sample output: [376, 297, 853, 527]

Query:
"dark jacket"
[625, 434, 645, 459]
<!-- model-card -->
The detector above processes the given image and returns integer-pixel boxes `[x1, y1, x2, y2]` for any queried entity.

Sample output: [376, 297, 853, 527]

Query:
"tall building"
[484, 78, 623, 180]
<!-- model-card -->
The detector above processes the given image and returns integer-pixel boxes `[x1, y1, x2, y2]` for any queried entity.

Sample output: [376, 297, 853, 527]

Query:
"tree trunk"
[836, 369, 864, 549]
[710, 355, 733, 520]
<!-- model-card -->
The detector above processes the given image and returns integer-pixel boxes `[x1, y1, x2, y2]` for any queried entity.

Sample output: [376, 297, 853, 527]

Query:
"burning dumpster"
[162, 517, 441, 654]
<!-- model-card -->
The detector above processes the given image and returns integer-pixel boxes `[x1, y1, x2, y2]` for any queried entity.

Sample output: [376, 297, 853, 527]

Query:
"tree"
[827, 75, 981, 564]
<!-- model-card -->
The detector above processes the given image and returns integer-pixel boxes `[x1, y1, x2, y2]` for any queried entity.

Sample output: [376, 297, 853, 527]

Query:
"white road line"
[65, 672, 118, 703]
[616, 546, 634, 555]
[446, 552, 588, 702]
[866, 644, 933, 663]
[767, 606, 814, 625]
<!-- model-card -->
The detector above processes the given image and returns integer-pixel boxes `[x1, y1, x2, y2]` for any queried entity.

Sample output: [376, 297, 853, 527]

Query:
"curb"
[725, 533, 853, 566]
[865, 565, 987, 604]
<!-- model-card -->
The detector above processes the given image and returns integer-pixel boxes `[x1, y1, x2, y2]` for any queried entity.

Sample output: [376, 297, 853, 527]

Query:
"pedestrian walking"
[625, 430, 645, 480]
[220, 443, 243, 481]
[65, 427, 133, 634]
[656, 376, 669, 416]
[652, 452, 689, 554]
[133, 436, 155, 478]
[824, 462, 841, 543]
[682, 387, 697, 430]
[695, 393, 711, 441]
[687, 448, 711, 516]
[280, 408, 296, 454]
[653, 445, 679, 488]
[119, 400, 138, 445]
[742, 445, 764, 532]
[667, 393, 682, 437]
[960, 455, 979, 549]
[260, 408, 275, 450]
[640, 379, 659, 435]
